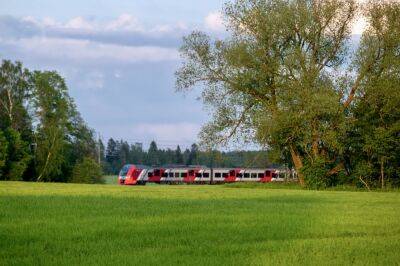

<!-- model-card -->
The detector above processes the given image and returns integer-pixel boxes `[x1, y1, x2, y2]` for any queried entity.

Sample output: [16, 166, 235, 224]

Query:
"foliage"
[0, 130, 7, 177]
[71, 157, 104, 184]
[0, 60, 101, 182]
[176, 0, 400, 188]
[1, 128, 31, 181]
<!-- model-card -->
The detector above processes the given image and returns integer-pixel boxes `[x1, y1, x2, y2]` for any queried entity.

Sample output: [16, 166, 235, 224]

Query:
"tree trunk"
[380, 157, 385, 189]
[289, 144, 304, 186]
[6, 89, 13, 127]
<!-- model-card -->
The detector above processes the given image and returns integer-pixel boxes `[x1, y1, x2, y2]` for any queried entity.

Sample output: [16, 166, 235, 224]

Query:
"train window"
[236, 173, 243, 178]
[258, 173, 265, 178]
[244, 173, 250, 178]
[203, 173, 210, 178]
[266, 170, 271, 176]
[272, 173, 277, 178]
[215, 173, 221, 178]
[162, 172, 168, 177]
[154, 170, 160, 176]
[251, 173, 257, 178]
[222, 173, 228, 178]
[174, 172, 179, 178]
[196, 173, 202, 178]
[168, 172, 174, 177]
[148, 172, 153, 177]
[181, 173, 188, 178]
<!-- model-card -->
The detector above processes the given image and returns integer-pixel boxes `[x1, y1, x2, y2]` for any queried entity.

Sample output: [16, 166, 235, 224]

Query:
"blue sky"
[0, 0, 366, 149]
[0, 0, 226, 149]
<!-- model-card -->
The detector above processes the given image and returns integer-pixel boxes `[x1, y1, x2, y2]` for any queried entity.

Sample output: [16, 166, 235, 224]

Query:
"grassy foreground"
[1, 182, 400, 265]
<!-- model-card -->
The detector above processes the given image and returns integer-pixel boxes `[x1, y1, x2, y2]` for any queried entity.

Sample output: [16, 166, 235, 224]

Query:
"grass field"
[1, 182, 400, 265]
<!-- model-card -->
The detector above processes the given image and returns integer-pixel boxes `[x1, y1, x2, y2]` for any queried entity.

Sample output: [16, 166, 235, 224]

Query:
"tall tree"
[0, 60, 32, 133]
[33, 71, 70, 181]
[186, 143, 199, 165]
[177, 0, 400, 187]
[175, 145, 183, 164]
[147, 141, 159, 166]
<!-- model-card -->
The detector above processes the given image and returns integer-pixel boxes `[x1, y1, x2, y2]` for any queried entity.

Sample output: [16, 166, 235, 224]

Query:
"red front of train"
[118, 164, 148, 185]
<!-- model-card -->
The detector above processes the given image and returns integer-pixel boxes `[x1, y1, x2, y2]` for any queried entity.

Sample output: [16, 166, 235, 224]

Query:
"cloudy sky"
[0, 0, 366, 149]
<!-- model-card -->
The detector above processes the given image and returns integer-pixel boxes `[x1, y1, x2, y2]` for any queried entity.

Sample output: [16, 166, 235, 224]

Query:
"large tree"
[176, 0, 400, 187]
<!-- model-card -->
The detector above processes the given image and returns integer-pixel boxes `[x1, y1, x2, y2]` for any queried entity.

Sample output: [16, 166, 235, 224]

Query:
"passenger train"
[118, 164, 287, 185]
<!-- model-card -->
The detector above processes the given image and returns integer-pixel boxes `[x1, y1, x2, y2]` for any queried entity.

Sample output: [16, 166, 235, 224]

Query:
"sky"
[0, 0, 367, 149]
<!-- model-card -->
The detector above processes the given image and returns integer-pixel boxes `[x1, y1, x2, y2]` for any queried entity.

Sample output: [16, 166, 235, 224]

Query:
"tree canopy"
[0, 60, 103, 183]
[176, 0, 400, 188]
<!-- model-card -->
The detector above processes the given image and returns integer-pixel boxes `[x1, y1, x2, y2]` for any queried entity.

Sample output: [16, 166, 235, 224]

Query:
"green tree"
[175, 145, 183, 164]
[147, 141, 159, 166]
[0, 130, 8, 178]
[1, 128, 31, 180]
[346, 1, 400, 189]
[71, 157, 104, 184]
[0, 60, 33, 134]
[176, 0, 400, 187]
[33, 71, 70, 182]
[186, 143, 199, 165]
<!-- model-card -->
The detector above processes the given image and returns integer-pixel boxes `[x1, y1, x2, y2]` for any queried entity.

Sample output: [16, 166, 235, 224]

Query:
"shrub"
[71, 157, 104, 184]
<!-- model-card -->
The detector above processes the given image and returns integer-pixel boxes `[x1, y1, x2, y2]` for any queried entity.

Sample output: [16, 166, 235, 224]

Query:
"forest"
[101, 139, 273, 174]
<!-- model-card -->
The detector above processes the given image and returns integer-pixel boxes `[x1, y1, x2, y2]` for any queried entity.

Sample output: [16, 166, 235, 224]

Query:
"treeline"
[0, 60, 102, 183]
[101, 139, 272, 175]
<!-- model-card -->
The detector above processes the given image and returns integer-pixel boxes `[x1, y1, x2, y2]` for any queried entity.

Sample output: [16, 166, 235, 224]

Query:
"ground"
[1, 181, 400, 265]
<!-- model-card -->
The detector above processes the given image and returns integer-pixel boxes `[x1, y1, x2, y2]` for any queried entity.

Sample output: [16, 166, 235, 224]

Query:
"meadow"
[1, 181, 400, 265]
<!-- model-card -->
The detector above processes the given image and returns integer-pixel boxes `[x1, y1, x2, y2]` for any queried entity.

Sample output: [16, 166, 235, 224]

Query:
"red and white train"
[118, 164, 287, 185]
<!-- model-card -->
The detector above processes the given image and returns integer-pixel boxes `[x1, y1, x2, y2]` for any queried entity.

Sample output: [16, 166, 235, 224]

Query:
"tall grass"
[1, 181, 400, 265]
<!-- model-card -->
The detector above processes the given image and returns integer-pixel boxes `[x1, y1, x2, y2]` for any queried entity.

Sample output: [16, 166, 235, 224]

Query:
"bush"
[301, 158, 341, 189]
[71, 157, 104, 184]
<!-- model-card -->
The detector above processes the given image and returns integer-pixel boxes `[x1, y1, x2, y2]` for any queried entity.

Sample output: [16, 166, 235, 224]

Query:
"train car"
[193, 168, 238, 184]
[234, 168, 277, 183]
[161, 168, 187, 184]
[118, 164, 149, 185]
[147, 168, 165, 183]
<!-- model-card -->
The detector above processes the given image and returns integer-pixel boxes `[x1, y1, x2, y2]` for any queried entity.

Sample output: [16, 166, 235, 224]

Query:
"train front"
[118, 164, 148, 185]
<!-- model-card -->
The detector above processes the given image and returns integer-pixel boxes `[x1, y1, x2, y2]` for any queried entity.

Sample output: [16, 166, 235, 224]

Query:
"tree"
[33, 71, 71, 182]
[0, 130, 7, 177]
[147, 141, 159, 166]
[71, 157, 104, 184]
[346, 1, 400, 189]
[0, 60, 33, 133]
[1, 128, 31, 180]
[176, 0, 399, 187]
[186, 143, 199, 165]
[174, 145, 184, 164]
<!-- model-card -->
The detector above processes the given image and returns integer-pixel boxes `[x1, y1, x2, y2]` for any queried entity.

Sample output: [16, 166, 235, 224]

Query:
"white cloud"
[205, 11, 224, 32]
[65, 16, 94, 30]
[4, 37, 179, 64]
[106, 14, 142, 31]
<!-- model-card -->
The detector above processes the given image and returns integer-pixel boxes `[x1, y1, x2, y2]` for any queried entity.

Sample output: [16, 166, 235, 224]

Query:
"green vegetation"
[177, 0, 400, 189]
[0, 61, 102, 183]
[102, 139, 272, 175]
[103, 175, 118, 185]
[1, 181, 400, 265]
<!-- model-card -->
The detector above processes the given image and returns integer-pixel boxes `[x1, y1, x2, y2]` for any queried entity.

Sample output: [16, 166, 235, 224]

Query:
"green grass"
[1, 182, 400, 265]
[102, 175, 118, 185]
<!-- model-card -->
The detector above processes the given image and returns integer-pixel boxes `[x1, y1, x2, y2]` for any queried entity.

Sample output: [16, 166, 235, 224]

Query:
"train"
[118, 164, 291, 185]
